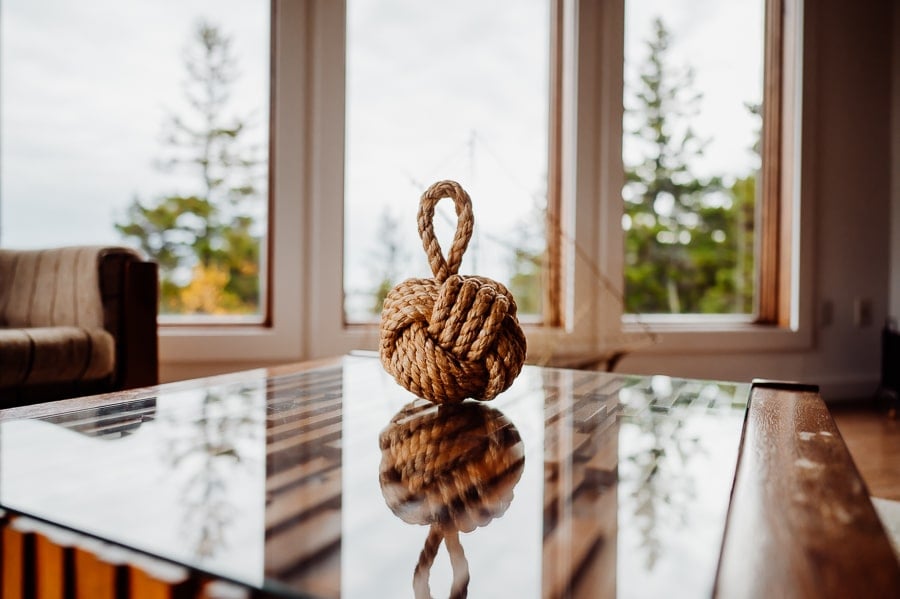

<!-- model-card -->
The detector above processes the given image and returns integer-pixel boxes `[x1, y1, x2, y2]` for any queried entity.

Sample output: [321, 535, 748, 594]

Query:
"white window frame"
[613, 0, 815, 357]
[162, 0, 814, 371]
[160, 0, 308, 367]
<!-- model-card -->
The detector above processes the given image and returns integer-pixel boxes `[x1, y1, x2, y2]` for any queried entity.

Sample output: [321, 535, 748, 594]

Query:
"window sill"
[159, 324, 303, 364]
[521, 318, 813, 367]
[157, 315, 812, 370]
[620, 319, 813, 354]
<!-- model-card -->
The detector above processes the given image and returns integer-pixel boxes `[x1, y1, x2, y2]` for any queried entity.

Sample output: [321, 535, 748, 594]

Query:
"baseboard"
[815, 373, 881, 402]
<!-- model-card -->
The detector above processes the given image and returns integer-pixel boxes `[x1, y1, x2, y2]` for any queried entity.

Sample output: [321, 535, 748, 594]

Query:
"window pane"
[622, 0, 763, 315]
[0, 0, 270, 318]
[344, 0, 550, 323]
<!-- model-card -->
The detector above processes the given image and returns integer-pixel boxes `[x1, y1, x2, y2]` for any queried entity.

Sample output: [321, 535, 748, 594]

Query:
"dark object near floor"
[878, 321, 900, 417]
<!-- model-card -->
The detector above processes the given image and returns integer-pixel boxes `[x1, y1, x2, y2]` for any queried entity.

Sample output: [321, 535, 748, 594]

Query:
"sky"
[0, 0, 762, 320]
[347, 0, 762, 319]
[0, 0, 269, 247]
[343, 0, 551, 317]
[623, 0, 763, 181]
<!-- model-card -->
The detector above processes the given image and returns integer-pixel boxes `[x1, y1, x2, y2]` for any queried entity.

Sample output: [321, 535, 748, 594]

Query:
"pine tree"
[116, 22, 264, 315]
[507, 195, 546, 316]
[623, 18, 734, 314]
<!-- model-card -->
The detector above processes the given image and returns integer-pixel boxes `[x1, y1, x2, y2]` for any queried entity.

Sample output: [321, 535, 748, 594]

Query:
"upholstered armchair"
[0, 246, 158, 408]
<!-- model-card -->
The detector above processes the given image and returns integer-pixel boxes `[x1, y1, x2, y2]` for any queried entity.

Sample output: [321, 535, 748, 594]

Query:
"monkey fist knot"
[379, 179, 526, 404]
[380, 274, 526, 404]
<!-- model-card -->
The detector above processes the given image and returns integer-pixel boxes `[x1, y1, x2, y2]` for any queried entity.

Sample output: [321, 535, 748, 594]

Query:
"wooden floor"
[830, 402, 900, 501]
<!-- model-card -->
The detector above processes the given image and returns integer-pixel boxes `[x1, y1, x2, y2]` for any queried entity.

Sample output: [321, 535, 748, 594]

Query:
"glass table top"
[0, 355, 749, 598]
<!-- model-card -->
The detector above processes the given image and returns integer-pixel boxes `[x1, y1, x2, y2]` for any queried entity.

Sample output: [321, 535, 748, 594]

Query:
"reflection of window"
[0, 0, 270, 321]
[343, 0, 550, 323]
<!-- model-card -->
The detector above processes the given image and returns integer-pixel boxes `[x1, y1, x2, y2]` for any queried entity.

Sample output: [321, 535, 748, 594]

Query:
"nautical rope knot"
[380, 180, 527, 404]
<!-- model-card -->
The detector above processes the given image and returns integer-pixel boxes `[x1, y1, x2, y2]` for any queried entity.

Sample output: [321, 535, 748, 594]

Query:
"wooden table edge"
[0, 356, 345, 422]
[714, 384, 900, 597]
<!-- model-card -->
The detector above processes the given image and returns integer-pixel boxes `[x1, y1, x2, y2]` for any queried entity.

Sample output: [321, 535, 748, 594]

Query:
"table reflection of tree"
[618, 379, 721, 571]
[159, 385, 263, 558]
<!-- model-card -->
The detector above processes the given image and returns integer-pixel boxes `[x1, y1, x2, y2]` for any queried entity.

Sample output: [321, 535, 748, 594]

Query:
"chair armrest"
[117, 260, 159, 389]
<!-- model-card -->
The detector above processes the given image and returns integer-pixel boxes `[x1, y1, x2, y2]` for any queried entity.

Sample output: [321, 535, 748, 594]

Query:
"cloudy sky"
[343, 0, 761, 319]
[0, 0, 269, 247]
[1, 0, 761, 320]
[343, 0, 551, 315]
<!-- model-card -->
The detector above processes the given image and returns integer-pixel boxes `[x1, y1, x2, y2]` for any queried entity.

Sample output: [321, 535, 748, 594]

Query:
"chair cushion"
[0, 327, 115, 388]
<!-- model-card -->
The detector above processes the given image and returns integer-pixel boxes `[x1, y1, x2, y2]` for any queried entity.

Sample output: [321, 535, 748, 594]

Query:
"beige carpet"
[872, 497, 900, 562]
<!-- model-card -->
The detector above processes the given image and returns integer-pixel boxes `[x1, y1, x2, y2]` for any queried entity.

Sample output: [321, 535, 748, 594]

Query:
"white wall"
[620, 0, 894, 400]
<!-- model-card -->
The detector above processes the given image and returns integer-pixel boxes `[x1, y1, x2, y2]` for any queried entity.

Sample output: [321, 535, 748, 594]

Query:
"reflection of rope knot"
[380, 180, 527, 404]
[379, 400, 525, 599]
[379, 401, 525, 530]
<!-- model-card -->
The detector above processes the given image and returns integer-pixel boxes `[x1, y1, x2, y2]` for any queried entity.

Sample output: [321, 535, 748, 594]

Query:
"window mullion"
[757, 0, 785, 325]
[545, 0, 565, 329]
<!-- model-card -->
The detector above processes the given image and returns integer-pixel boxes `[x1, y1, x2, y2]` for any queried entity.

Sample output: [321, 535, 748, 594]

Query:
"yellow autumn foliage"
[179, 264, 250, 315]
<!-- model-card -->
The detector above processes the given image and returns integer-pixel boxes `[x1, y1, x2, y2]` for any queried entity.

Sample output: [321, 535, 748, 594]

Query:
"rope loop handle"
[417, 180, 474, 283]
[413, 526, 470, 599]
